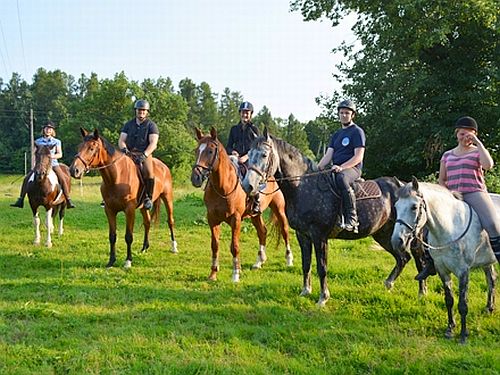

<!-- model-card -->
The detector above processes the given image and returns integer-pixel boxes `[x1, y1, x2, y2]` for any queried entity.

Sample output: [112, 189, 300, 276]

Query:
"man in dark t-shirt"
[118, 99, 159, 210]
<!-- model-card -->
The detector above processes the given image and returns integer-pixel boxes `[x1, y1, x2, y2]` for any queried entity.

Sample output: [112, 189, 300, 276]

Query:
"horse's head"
[242, 127, 278, 197]
[33, 144, 53, 182]
[391, 176, 428, 252]
[70, 128, 106, 179]
[191, 127, 221, 188]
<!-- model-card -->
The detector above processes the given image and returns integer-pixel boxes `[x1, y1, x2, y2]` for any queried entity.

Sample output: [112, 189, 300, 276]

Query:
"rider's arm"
[52, 143, 63, 160]
[317, 147, 334, 170]
[144, 133, 159, 158]
[340, 147, 365, 170]
[118, 132, 128, 150]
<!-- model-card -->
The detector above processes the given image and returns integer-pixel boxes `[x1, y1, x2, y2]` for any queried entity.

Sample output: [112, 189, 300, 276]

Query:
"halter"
[395, 191, 474, 250]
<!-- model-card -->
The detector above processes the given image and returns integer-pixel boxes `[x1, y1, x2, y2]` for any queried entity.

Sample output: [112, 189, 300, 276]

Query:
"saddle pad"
[354, 180, 381, 200]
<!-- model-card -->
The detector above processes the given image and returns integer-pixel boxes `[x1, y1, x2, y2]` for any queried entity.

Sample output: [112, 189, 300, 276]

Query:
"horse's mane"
[83, 132, 116, 156]
[400, 181, 463, 201]
[254, 134, 318, 172]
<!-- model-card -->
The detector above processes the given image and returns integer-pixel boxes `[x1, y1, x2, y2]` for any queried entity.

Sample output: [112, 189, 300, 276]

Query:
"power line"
[0, 19, 12, 75]
[16, 0, 28, 78]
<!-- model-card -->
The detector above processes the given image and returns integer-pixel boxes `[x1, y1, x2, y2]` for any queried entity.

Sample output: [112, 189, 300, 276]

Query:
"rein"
[75, 143, 125, 173]
[396, 195, 474, 250]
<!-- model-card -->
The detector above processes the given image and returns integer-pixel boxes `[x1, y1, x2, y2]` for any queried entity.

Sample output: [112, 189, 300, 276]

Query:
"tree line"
[1, 0, 498, 189]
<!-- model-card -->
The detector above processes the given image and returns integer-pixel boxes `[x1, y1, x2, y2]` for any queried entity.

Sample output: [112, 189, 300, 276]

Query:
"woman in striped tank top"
[416, 116, 500, 280]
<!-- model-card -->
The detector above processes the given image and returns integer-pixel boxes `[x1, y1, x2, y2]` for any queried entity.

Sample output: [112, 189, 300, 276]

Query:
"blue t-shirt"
[328, 124, 366, 169]
[35, 136, 61, 167]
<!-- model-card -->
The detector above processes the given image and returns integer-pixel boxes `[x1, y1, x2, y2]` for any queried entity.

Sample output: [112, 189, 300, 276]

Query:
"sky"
[0, 0, 356, 122]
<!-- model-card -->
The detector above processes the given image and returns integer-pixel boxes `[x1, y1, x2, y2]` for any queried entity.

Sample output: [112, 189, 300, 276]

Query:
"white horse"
[391, 177, 497, 344]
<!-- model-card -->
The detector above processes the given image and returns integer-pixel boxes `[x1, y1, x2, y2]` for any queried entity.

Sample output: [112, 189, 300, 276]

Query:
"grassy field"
[0, 174, 499, 374]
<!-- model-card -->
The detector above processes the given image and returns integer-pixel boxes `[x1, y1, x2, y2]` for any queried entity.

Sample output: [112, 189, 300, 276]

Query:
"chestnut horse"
[70, 128, 177, 268]
[28, 144, 70, 248]
[191, 127, 293, 282]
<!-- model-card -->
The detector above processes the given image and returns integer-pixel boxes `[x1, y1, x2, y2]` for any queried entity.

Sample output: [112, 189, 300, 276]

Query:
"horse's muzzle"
[190, 167, 206, 188]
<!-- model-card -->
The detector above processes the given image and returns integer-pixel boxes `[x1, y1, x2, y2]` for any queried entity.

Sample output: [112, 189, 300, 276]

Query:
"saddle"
[353, 180, 382, 201]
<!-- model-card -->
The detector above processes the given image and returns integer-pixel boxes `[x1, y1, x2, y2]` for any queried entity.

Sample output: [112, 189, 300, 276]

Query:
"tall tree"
[291, 0, 498, 179]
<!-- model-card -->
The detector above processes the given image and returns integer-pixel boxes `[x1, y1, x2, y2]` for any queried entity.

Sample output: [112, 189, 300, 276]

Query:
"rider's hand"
[136, 152, 147, 164]
[120, 147, 130, 156]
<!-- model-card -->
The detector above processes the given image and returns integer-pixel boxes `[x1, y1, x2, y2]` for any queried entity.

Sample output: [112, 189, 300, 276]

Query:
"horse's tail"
[266, 208, 282, 248]
[151, 198, 161, 227]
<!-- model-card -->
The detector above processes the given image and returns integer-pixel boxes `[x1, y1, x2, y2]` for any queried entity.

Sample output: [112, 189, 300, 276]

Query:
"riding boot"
[340, 186, 359, 233]
[10, 197, 24, 208]
[490, 236, 500, 264]
[55, 167, 75, 208]
[415, 247, 436, 281]
[11, 175, 29, 208]
[251, 193, 261, 214]
[144, 178, 155, 210]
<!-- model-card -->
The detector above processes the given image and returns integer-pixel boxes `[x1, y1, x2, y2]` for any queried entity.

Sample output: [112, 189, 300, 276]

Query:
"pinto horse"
[191, 127, 293, 282]
[27, 144, 69, 248]
[70, 128, 177, 268]
[241, 128, 425, 306]
[391, 178, 497, 343]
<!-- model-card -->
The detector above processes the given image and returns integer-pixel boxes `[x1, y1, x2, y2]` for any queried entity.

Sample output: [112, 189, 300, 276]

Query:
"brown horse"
[28, 144, 69, 248]
[69, 128, 177, 268]
[190, 127, 293, 282]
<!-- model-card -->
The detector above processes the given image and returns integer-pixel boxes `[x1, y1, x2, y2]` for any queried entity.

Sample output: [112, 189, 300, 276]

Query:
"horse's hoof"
[124, 260, 132, 269]
[232, 274, 240, 283]
[251, 262, 263, 270]
[300, 288, 312, 296]
[286, 257, 294, 267]
[384, 280, 394, 290]
[444, 330, 453, 339]
[46, 242, 53, 248]
[171, 243, 178, 254]
[317, 299, 327, 308]
[208, 272, 217, 281]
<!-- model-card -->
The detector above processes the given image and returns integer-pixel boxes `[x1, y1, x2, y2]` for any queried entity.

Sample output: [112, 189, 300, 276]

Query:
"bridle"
[74, 138, 124, 173]
[395, 191, 474, 250]
[247, 140, 277, 187]
[192, 138, 220, 182]
[192, 139, 239, 199]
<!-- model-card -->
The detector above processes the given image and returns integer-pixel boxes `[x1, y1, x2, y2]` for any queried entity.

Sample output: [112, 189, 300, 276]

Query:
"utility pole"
[30, 107, 34, 168]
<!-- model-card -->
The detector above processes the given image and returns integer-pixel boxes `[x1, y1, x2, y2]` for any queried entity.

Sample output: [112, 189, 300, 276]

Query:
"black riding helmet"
[337, 99, 356, 114]
[454, 116, 478, 131]
[134, 99, 150, 111]
[239, 101, 253, 113]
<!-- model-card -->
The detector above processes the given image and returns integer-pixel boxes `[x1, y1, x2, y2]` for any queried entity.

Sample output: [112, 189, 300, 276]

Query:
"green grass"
[0, 174, 499, 374]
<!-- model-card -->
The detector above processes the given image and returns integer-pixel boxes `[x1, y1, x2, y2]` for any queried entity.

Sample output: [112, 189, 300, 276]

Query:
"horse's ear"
[195, 127, 203, 140]
[411, 176, 419, 191]
[93, 128, 99, 139]
[263, 126, 270, 140]
[210, 126, 218, 140]
[80, 127, 88, 137]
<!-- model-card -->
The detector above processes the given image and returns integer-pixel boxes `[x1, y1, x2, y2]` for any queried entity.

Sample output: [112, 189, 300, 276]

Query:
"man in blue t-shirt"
[317, 100, 366, 233]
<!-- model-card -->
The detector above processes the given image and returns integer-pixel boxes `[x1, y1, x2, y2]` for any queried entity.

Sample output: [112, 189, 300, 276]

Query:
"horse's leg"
[104, 209, 118, 268]
[410, 240, 427, 296]
[123, 207, 136, 268]
[140, 209, 151, 253]
[296, 231, 313, 297]
[58, 205, 65, 236]
[33, 211, 41, 246]
[250, 214, 267, 270]
[440, 272, 456, 339]
[457, 271, 470, 344]
[229, 216, 242, 283]
[484, 265, 496, 313]
[45, 208, 53, 248]
[313, 237, 330, 307]
[208, 222, 221, 281]
[269, 199, 293, 267]
[373, 232, 411, 291]
[161, 195, 177, 253]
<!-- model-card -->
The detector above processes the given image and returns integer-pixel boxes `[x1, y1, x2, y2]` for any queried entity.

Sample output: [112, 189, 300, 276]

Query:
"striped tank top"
[441, 149, 486, 193]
